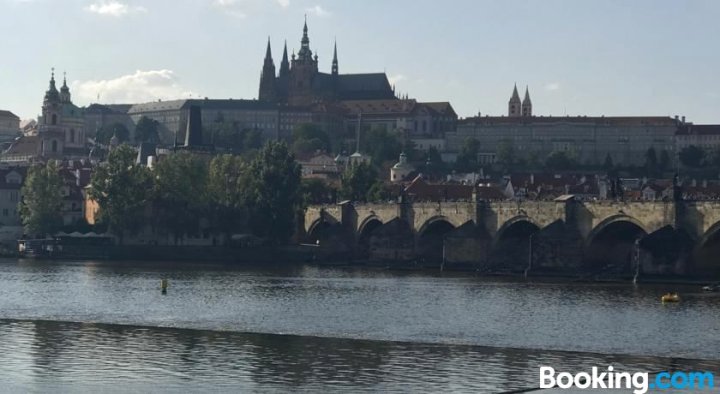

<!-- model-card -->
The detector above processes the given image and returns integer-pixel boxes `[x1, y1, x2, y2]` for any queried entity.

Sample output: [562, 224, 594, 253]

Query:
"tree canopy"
[135, 116, 160, 144]
[679, 145, 705, 168]
[19, 161, 64, 236]
[96, 122, 129, 145]
[341, 162, 379, 202]
[88, 144, 153, 243]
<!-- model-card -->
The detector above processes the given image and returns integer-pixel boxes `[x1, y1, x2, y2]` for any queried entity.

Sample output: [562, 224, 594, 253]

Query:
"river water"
[0, 258, 718, 392]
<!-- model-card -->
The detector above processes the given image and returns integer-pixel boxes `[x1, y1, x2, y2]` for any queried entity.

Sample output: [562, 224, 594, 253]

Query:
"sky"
[0, 0, 719, 123]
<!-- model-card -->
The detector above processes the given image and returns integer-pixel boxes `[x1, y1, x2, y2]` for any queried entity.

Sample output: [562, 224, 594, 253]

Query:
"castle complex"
[258, 19, 396, 106]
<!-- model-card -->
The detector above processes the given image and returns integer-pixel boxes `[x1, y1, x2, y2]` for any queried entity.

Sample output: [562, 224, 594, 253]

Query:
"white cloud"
[388, 74, 406, 87]
[85, 1, 146, 16]
[277, 0, 290, 8]
[212, 0, 246, 18]
[72, 70, 197, 104]
[306, 5, 330, 17]
[545, 82, 560, 91]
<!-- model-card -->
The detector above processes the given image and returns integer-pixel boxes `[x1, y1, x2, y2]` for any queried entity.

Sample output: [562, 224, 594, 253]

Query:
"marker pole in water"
[161, 279, 168, 294]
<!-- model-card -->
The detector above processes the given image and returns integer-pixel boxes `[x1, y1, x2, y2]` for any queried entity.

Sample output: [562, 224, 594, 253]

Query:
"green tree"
[246, 141, 303, 243]
[208, 154, 252, 239]
[292, 123, 330, 155]
[96, 122, 129, 145]
[361, 128, 402, 164]
[301, 178, 336, 205]
[366, 181, 393, 202]
[19, 161, 63, 236]
[678, 145, 705, 168]
[496, 139, 516, 168]
[340, 162, 378, 202]
[89, 144, 153, 243]
[545, 151, 576, 171]
[153, 151, 210, 243]
[134, 116, 160, 144]
[455, 137, 480, 172]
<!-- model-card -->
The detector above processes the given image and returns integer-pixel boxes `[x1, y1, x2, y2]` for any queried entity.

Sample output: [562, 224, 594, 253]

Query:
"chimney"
[675, 115, 679, 121]
[681, 116, 686, 124]
[185, 105, 203, 147]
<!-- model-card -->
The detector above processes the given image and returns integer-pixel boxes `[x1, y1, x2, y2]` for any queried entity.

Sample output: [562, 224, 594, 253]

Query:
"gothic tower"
[258, 37, 277, 102]
[288, 17, 319, 105]
[522, 86, 532, 117]
[508, 84, 521, 117]
[277, 41, 290, 101]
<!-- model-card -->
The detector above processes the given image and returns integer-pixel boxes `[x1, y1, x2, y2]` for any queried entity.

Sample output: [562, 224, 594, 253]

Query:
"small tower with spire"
[258, 37, 277, 102]
[331, 39, 338, 76]
[60, 71, 71, 103]
[508, 84, 521, 117]
[521, 86, 532, 117]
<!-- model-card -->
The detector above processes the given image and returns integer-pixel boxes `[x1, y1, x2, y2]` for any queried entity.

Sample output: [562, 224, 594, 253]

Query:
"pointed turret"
[263, 37, 274, 67]
[508, 83, 521, 117]
[60, 71, 71, 103]
[44, 68, 60, 104]
[259, 37, 277, 102]
[332, 39, 338, 76]
[279, 40, 290, 77]
[522, 85, 532, 117]
[297, 15, 313, 62]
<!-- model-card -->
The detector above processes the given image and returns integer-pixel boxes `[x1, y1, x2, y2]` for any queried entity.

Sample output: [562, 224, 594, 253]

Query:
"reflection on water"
[0, 319, 718, 393]
[0, 259, 718, 392]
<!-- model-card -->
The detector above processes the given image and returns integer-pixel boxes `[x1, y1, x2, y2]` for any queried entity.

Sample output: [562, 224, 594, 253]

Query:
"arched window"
[51, 114, 57, 125]
[51, 140, 58, 153]
[70, 129, 75, 143]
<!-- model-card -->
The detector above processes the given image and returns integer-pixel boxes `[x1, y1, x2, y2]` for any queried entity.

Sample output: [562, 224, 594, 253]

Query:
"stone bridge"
[303, 198, 720, 278]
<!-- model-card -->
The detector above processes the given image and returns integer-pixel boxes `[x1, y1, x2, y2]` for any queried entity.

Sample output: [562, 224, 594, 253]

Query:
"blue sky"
[1, 0, 718, 122]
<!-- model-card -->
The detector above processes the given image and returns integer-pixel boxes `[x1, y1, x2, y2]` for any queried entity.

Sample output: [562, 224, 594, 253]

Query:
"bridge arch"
[417, 215, 456, 237]
[693, 221, 720, 276]
[417, 216, 456, 266]
[493, 216, 541, 246]
[357, 217, 383, 259]
[489, 216, 541, 273]
[585, 215, 647, 273]
[585, 215, 648, 246]
[358, 215, 383, 236]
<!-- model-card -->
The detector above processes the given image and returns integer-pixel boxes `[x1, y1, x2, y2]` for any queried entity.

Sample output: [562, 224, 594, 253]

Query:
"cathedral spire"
[332, 39, 338, 75]
[264, 37, 273, 63]
[522, 85, 532, 117]
[259, 37, 277, 102]
[511, 83, 520, 101]
[298, 15, 313, 61]
[280, 40, 290, 76]
[508, 83, 521, 117]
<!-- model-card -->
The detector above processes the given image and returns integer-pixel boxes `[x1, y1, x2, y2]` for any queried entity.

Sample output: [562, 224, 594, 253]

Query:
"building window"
[51, 114, 57, 125]
[70, 129, 75, 143]
[2, 209, 7, 217]
[52, 140, 58, 153]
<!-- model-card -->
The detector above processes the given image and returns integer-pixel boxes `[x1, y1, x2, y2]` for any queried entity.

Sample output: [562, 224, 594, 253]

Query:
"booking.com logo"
[540, 366, 715, 393]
